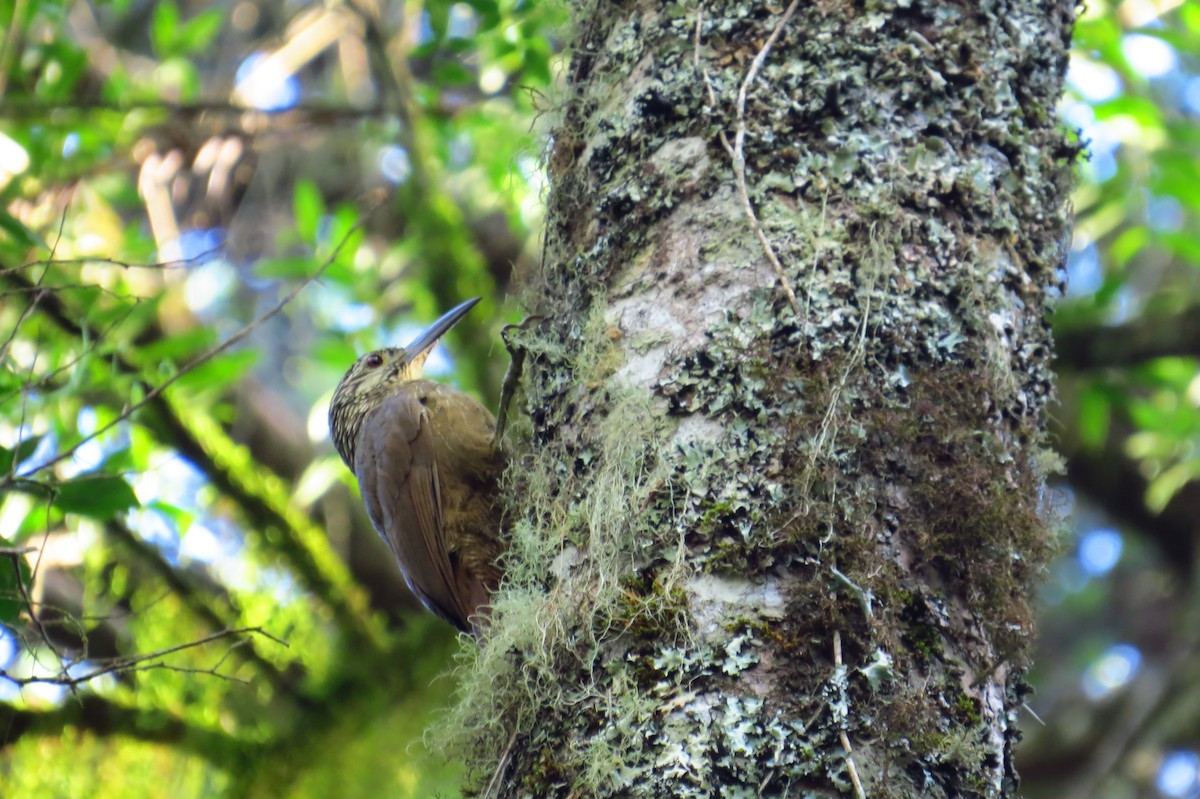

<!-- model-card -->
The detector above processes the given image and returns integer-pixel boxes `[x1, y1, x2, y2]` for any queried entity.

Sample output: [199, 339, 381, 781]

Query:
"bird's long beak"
[402, 297, 481, 366]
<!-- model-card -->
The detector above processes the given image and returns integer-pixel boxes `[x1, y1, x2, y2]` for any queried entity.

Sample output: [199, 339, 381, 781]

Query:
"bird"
[328, 298, 504, 635]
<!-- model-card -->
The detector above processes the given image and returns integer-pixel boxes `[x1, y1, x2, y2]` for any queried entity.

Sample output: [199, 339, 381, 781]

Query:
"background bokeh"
[0, 1, 1197, 796]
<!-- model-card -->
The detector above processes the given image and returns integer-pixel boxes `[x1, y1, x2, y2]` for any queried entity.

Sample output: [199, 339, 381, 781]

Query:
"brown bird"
[328, 298, 504, 635]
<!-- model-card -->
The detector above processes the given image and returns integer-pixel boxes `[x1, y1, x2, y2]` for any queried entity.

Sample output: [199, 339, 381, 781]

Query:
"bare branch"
[1056, 306, 1200, 369]
[0, 626, 287, 689]
[2, 546, 68, 670]
[0, 246, 224, 278]
[0, 274, 45, 363]
[0, 98, 391, 121]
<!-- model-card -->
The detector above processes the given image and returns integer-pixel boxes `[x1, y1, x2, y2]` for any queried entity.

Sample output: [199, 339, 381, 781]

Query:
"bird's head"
[328, 297, 480, 466]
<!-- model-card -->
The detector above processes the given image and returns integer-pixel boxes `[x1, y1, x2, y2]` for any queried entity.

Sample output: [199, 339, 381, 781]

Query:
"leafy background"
[0, 1, 1197, 797]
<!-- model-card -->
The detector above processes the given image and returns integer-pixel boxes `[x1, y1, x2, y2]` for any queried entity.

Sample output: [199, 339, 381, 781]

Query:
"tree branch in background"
[2, 203, 364, 483]
[103, 519, 312, 706]
[0, 201, 390, 653]
[0, 625, 284, 688]
[0, 98, 391, 121]
[1062, 568, 1200, 799]
[0, 693, 264, 763]
[24, 567, 125, 664]
[230, 379, 420, 617]
[349, 0, 504, 402]
[1054, 387, 1198, 575]
[1055, 306, 1200, 369]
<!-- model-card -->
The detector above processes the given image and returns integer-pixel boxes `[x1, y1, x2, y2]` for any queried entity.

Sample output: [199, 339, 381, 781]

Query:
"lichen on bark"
[437, 2, 1078, 797]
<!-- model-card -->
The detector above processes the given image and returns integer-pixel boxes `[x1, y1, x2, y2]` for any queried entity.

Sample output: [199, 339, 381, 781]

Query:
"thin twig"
[697, 0, 803, 316]
[797, 284, 870, 507]
[0, 257, 50, 413]
[0, 297, 144, 408]
[0, 246, 225, 278]
[1, 281, 148, 300]
[840, 729, 866, 799]
[833, 630, 867, 799]
[0, 626, 287, 688]
[2, 547, 67, 668]
[729, 0, 803, 317]
[0, 98, 392, 121]
[482, 728, 519, 799]
[118, 663, 252, 685]
[1063, 556, 1200, 799]
[757, 767, 776, 797]
[0, 273, 46, 363]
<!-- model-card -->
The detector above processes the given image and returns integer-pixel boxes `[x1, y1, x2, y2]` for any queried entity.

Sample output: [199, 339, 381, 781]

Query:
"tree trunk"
[445, 2, 1077, 797]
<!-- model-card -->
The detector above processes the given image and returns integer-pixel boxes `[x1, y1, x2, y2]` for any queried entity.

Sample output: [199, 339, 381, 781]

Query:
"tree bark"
[448, 2, 1077, 797]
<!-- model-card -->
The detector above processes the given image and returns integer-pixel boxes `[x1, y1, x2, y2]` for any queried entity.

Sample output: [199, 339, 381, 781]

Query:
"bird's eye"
[365, 353, 384, 369]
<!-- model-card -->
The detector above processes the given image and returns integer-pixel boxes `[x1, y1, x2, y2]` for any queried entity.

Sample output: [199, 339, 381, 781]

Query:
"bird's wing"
[354, 391, 471, 631]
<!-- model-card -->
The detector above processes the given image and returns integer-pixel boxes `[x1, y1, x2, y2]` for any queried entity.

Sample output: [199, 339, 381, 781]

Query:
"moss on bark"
[438, 1, 1078, 797]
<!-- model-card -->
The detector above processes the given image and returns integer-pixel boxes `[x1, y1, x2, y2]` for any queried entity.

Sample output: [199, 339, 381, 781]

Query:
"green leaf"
[0, 209, 44, 249]
[178, 8, 223, 54]
[150, 1, 181, 57]
[315, 338, 359, 370]
[324, 204, 366, 268]
[1107, 226, 1147, 269]
[54, 475, 140, 520]
[0, 365, 20, 397]
[15, 502, 61, 541]
[428, 1, 450, 42]
[433, 61, 473, 87]
[172, 349, 259, 392]
[1161, 231, 1200, 264]
[0, 535, 32, 626]
[1077, 383, 1112, 450]
[138, 327, 218, 363]
[469, 0, 501, 31]
[256, 256, 316, 279]
[523, 41, 552, 85]
[1146, 458, 1200, 514]
[0, 436, 42, 475]
[98, 446, 136, 474]
[1093, 95, 1161, 128]
[148, 500, 193, 534]
[156, 56, 202, 101]
[35, 41, 88, 101]
[294, 180, 324, 244]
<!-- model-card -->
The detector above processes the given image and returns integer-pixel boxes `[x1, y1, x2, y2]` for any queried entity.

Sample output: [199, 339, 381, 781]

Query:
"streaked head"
[328, 297, 480, 466]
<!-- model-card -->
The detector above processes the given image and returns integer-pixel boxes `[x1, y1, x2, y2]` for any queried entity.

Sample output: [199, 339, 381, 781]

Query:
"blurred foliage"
[1058, 1, 1200, 503]
[1026, 1, 1200, 797]
[0, 0, 560, 795]
[1, 0, 1199, 797]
